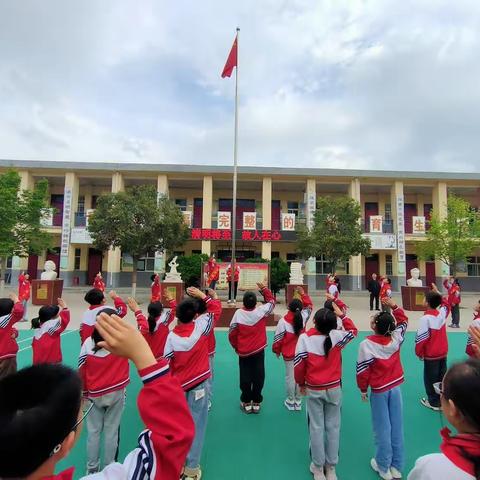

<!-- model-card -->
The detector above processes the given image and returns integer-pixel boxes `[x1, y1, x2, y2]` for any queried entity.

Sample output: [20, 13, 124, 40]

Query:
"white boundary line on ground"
[17, 329, 78, 353]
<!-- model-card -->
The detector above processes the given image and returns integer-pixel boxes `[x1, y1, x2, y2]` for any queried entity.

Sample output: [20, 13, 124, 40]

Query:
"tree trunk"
[131, 259, 137, 298]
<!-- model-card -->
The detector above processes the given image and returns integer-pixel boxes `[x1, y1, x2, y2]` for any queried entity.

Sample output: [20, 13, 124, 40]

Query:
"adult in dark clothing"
[367, 273, 381, 311]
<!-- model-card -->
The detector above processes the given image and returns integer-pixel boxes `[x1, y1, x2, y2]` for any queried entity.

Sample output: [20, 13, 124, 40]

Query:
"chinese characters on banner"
[281, 213, 296, 231]
[60, 186, 73, 269]
[182, 211, 193, 228]
[217, 211, 231, 230]
[243, 211, 257, 230]
[190, 228, 287, 242]
[412, 216, 426, 234]
[396, 195, 406, 272]
[306, 192, 316, 229]
[369, 215, 383, 233]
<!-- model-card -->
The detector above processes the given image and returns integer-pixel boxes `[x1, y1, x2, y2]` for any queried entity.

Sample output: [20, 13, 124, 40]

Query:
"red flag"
[221, 35, 237, 78]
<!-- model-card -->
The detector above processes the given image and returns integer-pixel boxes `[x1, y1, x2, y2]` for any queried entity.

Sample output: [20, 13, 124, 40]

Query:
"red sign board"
[191, 228, 288, 242]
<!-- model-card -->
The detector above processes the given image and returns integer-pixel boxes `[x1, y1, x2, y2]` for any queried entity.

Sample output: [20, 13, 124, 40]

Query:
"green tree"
[416, 194, 480, 276]
[174, 253, 209, 287]
[87, 185, 189, 296]
[0, 170, 51, 289]
[269, 257, 290, 296]
[297, 196, 371, 272]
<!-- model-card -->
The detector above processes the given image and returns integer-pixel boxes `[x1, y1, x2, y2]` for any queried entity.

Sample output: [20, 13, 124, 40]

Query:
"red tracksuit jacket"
[79, 337, 129, 397]
[134, 300, 176, 360]
[415, 301, 450, 360]
[47, 360, 195, 480]
[93, 277, 106, 292]
[356, 306, 409, 393]
[0, 302, 23, 361]
[228, 288, 275, 357]
[443, 280, 461, 307]
[151, 276, 161, 302]
[466, 312, 480, 357]
[294, 315, 357, 390]
[163, 297, 215, 391]
[18, 274, 31, 301]
[272, 293, 313, 361]
[32, 308, 70, 364]
[207, 298, 223, 356]
[79, 296, 127, 344]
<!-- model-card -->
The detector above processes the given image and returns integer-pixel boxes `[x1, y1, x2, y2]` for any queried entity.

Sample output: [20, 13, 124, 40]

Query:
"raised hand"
[108, 290, 117, 300]
[127, 297, 139, 312]
[57, 298, 67, 309]
[9, 293, 19, 303]
[186, 287, 206, 300]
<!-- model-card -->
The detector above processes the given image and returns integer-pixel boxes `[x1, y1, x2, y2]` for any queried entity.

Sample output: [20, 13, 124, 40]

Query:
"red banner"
[191, 228, 288, 242]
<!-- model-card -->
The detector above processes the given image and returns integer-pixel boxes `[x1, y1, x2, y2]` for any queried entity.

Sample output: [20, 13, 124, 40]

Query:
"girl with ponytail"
[409, 358, 480, 480]
[127, 292, 176, 360]
[272, 287, 313, 411]
[294, 301, 358, 480]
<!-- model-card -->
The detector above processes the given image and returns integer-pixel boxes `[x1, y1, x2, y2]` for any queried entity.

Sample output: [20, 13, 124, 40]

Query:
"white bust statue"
[407, 267, 422, 287]
[40, 260, 58, 280]
[165, 256, 182, 282]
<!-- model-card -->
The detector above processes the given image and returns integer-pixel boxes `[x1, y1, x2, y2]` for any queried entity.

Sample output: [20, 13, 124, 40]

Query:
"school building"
[2, 159, 480, 291]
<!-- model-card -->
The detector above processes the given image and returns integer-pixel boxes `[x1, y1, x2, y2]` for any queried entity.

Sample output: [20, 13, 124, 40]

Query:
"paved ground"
[13, 286, 479, 333]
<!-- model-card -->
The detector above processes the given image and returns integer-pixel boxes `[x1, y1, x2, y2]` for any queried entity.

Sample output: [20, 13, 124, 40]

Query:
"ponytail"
[292, 309, 303, 336]
[31, 317, 41, 329]
[147, 302, 163, 334]
[324, 337, 333, 357]
[92, 307, 117, 353]
[313, 308, 338, 357]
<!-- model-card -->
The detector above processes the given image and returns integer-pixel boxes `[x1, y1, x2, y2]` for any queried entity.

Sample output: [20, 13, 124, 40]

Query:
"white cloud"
[1, 0, 480, 171]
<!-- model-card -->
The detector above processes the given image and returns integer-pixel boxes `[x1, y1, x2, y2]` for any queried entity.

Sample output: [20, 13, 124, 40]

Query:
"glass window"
[74, 248, 81, 270]
[175, 199, 187, 212]
[77, 196, 85, 214]
[386, 255, 393, 276]
[287, 201, 299, 215]
[136, 252, 156, 272]
[384, 204, 392, 222]
[467, 256, 480, 277]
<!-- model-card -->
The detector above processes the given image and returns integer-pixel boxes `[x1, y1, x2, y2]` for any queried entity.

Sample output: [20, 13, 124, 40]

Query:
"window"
[91, 195, 99, 209]
[384, 204, 392, 222]
[287, 201, 299, 215]
[137, 252, 156, 272]
[316, 255, 331, 274]
[271, 251, 280, 259]
[286, 253, 298, 266]
[74, 248, 81, 270]
[192, 250, 201, 255]
[77, 196, 85, 214]
[175, 199, 187, 212]
[386, 255, 393, 276]
[467, 256, 480, 277]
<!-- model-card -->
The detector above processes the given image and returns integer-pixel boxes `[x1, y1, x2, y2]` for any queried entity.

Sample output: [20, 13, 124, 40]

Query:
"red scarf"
[43, 467, 75, 479]
[440, 427, 480, 476]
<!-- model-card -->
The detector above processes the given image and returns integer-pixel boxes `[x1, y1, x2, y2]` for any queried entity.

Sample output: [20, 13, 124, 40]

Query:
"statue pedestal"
[31, 279, 64, 306]
[160, 282, 184, 304]
[401, 286, 429, 311]
[285, 284, 309, 305]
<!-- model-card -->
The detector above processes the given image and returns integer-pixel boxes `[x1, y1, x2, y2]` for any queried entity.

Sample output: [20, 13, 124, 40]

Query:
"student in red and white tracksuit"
[415, 288, 450, 410]
[227, 262, 240, 303]
[18, 272, 31, 321]
[326, 276, 339, 299]
[79, 310, 130, 475]
[272, 287, 312, 411]
[444, 277, 461, 328]
[31, 299, 70, 364]
[294, 303, 357, 479]
[128, 296, 176, 360]
[408, 358, 480, 480]
[357, 299, 409, 479]
[163, 288, 215, 480]
[466, 300, 480, 357]
[380, 277, 392, 312]
[0, 294, 23, 379]
[229, 284, 275, 414]
[150, 273, 161, 302]
[93, 272, 106, 292]
[80, 289, 127, 344]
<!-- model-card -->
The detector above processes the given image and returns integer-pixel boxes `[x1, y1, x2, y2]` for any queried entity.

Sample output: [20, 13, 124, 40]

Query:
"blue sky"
[1, 0, 480, 171]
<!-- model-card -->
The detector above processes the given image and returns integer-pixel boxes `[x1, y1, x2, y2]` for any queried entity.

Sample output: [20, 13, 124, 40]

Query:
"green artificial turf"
[16, 330, 467, 479]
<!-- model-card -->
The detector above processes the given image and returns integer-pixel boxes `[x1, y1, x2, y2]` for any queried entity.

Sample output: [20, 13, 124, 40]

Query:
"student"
[272, 286, 313, 411]
[93, 272, 106, 292]
[31, 298, 70, 364]
[0, 311, 195, 480]
[229, 282, 275, 414]
[325, 293, 348, 317]
[207, 256, 220, 290]
[79, 308, 130, 474]
[294, 302, 358, 480]
[466, 300, 480, 357]
[227, 261, 240, 304]
[357, 298, 409, 480]
[193, 288, 223, 410]
[163, 287, 216, 480]
[18, 271, 31, 321]
[408, 358, 480, 480]
[327, 276, 339, 299]
[80, 289, 127, 344]
[368, 273, 381, 311]
[380, 278, 392, 312]
[444, 277, 461, 328]
[415, 284, 450, 411]
[151, 273, 161, 302]
[127, 293, 176, 360]
[0, 293, 23, 379]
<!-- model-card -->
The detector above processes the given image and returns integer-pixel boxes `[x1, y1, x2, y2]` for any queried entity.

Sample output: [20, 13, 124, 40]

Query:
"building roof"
[1, 158, 479, 181]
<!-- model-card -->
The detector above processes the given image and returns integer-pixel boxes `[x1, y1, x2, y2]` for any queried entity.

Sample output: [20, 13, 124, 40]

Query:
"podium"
[31, 279, 64, 306]
[285, 284, 309, 305]
[401, 286, 429, 311]
[160, 282, 184, 304]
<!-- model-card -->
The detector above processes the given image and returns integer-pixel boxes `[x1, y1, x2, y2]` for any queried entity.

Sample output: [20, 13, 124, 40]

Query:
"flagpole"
[230, 27, 240, 303]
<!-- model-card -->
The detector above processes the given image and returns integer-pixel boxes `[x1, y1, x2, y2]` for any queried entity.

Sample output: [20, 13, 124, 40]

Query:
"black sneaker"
[420, 397, 441, 411]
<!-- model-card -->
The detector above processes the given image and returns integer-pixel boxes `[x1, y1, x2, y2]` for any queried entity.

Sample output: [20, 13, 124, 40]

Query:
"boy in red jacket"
[227, 261, 240, 304]
[93, 272, 106, 292]
[444, 276, 461, 328]
[150, 273, 161, 302]
[0, 293, 23, 379]
[0, 311, 194, 480]
[18, 271, 31, 321]
[415, 284, 450, 411]
[229, 282, 275, 414]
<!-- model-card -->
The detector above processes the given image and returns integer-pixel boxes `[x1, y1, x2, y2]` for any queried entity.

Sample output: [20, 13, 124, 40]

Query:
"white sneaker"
[325, 465, 337, 480]
[420, 397, 441, 411]
[252, 402, 261, 414]
[294, 399, 302, 411]
[284, 398, 295, 411]
[240, 402, 252, 414]
[390, 466, 402, 479]
[371, 458, 393, 480]
[309, 463, 326, 480]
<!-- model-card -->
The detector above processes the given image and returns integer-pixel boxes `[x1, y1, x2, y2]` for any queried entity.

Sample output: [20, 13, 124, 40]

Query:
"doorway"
[87, 249, 103, 286]
[27, 255, 39, 279]
[365, 254, 379, 286]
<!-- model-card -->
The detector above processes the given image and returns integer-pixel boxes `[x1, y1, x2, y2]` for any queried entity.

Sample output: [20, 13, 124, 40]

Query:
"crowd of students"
[0, 275, 479, 480]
